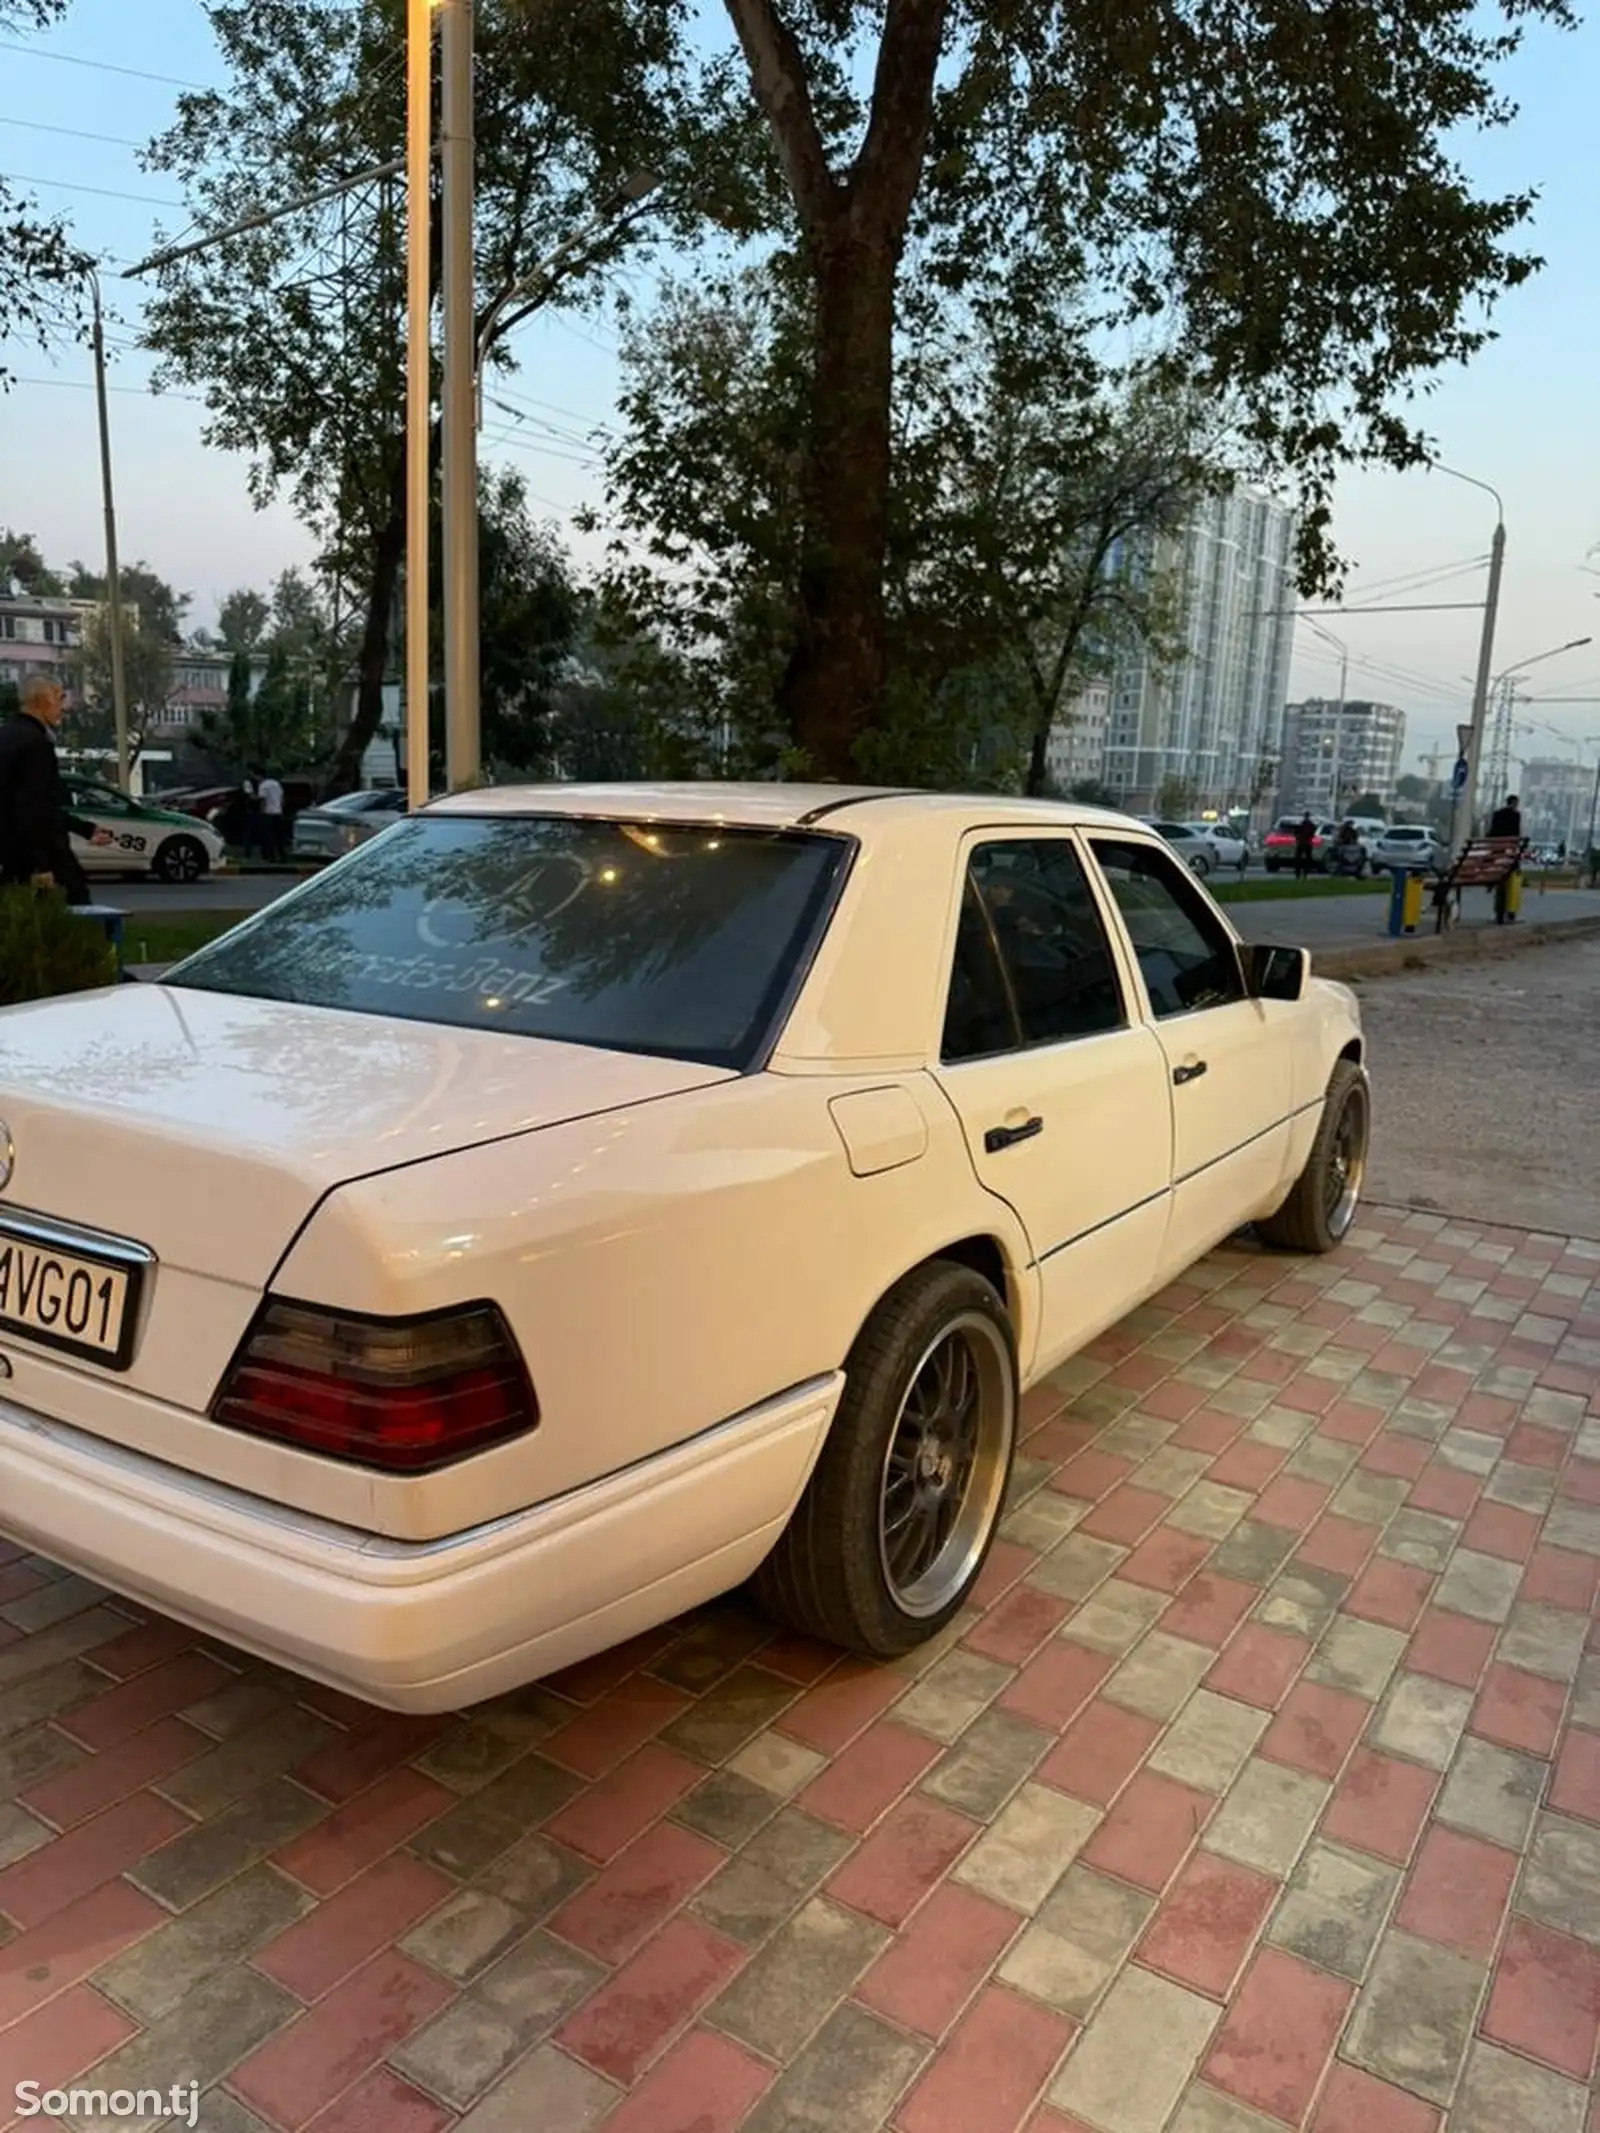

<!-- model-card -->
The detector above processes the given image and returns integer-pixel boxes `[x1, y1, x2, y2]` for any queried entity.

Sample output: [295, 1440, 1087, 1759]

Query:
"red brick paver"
[0, 1208, 1592, 2131]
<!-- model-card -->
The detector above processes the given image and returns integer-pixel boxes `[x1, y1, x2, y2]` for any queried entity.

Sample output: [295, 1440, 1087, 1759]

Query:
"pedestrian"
[240, 772, 261, 859]
[1293, 811, 1317, 880]
[258, 768, 285, 861]
[0, 674, 112, 905]
[1488, 792, 1524, 925]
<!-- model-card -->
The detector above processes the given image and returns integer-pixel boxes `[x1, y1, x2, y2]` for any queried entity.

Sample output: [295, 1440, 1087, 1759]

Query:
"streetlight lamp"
[1425, 460, 1505, 856]
[83, 265, 131, 794]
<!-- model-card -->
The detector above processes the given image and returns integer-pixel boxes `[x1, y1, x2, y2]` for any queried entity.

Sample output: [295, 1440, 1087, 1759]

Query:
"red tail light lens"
[210, 1300, 538, 1473]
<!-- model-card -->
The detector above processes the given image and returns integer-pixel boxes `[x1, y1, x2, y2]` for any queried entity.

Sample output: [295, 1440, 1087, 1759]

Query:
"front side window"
[942, 838, 1125, 1061]
[1088, 838, 1244, 1020]
[168, 814, 848, 1069]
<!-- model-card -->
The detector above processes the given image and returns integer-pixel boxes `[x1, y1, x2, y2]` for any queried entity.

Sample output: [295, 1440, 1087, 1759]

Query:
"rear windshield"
[169, 814, 849, 1069]
[1387, 827, 1426, 840]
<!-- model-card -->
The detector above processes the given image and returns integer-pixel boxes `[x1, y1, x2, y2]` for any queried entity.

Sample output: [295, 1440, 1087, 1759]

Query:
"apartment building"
[1091, 486, 1297, 814]
[1276, 698, 1406, 817]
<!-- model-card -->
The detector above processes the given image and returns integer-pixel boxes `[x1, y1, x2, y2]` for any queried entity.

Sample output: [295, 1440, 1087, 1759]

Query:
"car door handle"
[984, 1116, 1044, 1153]
[1172, 1061, 1208, 1087]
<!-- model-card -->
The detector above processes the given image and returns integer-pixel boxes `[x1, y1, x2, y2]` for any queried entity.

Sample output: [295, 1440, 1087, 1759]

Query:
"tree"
[217, 588, 271, 651]
[709, 0, 1569, 776]
[1395, 774, 1432, 803]
[1066, 778, 1118, 807]
[0, 529, 63, 596]
[64, 604, 174, 766]
[1155, 773, 1199, 820]
[142, 0, 705, 791]
[65, 561, 188, 646]
[0, 2, 94, 391]
[1347, 790, 1386, 817]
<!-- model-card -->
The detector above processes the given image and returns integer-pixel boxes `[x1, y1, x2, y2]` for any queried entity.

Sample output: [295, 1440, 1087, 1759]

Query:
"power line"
[1, 169, 184, 208]
[0, 115, 146, 151]
[11, 372, 205, 405]
[0, 39, 210, 93]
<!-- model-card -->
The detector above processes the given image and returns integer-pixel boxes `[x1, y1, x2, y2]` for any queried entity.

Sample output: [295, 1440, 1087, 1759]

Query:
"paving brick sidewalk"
[0, 1208, 1595, 2133]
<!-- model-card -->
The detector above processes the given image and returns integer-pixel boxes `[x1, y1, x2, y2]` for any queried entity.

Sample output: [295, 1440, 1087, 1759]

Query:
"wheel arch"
[846, 1229, 1029, 1375]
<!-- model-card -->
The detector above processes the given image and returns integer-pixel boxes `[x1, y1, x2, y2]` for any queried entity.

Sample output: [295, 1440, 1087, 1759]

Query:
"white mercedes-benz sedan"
[0, 786, 1368, 1711]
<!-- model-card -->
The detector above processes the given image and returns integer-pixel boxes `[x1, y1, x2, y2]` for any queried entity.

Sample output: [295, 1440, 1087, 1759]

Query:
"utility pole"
[438, 0, 479, 792]
[404, 0, 433, 811]
[86, 268, 131, 793]
[1450, 512, 1505, 856]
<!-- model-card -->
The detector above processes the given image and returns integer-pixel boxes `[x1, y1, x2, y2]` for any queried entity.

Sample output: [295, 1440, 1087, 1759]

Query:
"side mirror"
[1242, 942, 1308, 1002]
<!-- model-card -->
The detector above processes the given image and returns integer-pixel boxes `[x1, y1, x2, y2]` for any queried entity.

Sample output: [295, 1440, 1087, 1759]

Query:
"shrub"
[0, 887, 117, 1007]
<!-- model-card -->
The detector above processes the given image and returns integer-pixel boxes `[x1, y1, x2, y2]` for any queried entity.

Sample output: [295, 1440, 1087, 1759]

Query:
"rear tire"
[1189, 853, 1211, 878]
[1258, 1059, 1370, 1255]
[752, 1262, 1018, 1657]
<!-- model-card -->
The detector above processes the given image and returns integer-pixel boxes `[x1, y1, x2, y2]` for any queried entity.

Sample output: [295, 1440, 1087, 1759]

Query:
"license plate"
[0, 1218, 148, 1369]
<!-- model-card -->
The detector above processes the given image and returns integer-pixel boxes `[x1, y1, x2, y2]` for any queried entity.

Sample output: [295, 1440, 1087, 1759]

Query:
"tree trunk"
[1025, 723, 1051, 798]
[776, 230, 899, 780]
[327, 459, 406, 796]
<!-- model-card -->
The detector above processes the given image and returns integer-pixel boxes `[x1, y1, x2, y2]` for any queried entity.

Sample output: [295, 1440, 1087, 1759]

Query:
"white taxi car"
[64, 776, 227, 884]
[0, 787, 1368, 1710]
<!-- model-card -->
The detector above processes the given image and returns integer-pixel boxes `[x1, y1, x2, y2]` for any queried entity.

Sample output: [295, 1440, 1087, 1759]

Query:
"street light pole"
[85, 268, 131, 794]
[438, 0, 479, 792]
[404, 0, 433, 812]
[1428, 462, 1506, 857]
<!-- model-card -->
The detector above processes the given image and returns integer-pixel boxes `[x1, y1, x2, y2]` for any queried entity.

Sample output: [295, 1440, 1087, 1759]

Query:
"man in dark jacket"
[0, 674, 110, 904]
[1488, 793, 1525, 924]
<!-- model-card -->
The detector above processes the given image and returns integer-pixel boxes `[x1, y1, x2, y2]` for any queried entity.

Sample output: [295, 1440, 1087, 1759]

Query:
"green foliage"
[0, 889, 117, 1007]
[0, 5, 93, 390]
[1065, 778, 1119, 807]
[1155, 773, 1200, 820]
[686, 0, 1572, 765]
[0, 529, 63, 595]
[217, 587, 271, 651]
[1347, 791, 1387, 817]
[141, 0, 707, 789]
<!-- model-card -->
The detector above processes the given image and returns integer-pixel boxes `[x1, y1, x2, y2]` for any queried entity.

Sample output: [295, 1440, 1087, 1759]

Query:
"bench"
[1431, 836, 1524, 933]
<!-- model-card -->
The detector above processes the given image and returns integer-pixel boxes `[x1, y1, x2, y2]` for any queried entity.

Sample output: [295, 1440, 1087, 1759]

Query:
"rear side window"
[169, 815, 847, 1069]
[942, 838, 1125, 1061]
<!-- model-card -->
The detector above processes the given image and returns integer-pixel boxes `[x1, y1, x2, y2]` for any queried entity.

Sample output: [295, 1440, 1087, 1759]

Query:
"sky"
[3, 0, 1599, 783]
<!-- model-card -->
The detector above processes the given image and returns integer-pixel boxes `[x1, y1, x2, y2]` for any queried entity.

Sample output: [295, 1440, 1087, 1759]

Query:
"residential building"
[0, 586, 94, 697]
[1096, 485, 1297, 815]
[1521, 756, 1597, 852]
[1042, 681, 1111, 793]
[1276, 698, 1406, 818]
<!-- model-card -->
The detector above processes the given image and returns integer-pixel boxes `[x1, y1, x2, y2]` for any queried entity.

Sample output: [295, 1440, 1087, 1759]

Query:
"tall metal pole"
[87, 270, 131, 793]
[1450, 514, 1505, 857]
[438, 0, 479, 790]
[1586, 753, 1600, 863]
[1329, 645, 1348, 816]
[405, 0, 433, 811]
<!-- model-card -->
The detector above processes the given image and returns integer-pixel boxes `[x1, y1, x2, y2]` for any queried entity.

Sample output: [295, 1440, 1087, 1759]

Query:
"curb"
[1314, 912, 1600, 983]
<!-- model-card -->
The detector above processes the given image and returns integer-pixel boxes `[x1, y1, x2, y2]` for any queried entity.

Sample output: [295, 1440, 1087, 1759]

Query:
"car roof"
[424, 781, 1144, 837]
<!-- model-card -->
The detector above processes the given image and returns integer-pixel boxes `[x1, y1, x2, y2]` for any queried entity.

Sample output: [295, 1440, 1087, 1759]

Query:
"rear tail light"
[210, 1300, 538, 1474]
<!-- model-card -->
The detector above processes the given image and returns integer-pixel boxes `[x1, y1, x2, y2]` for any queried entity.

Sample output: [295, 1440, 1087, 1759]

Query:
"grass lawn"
[124, 910, 245, 965]
[1212, 875, 1388, 904]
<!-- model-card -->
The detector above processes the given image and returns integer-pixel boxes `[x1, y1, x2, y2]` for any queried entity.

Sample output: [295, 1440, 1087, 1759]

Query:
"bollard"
[1386, 867, 1424, 938]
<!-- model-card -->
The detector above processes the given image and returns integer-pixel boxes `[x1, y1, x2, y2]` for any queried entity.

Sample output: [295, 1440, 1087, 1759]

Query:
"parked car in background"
[1344, 817, 1388, 855]
[291, 786, 408, 860]
[1263, 816, 1335, 872]
[1144, 820, 1219, 875]
[63, 777, 227, 885]
[1371, 824, 1447, 872]
[0, 786, 1368, 1709]
[1194, 822, 1250, 871]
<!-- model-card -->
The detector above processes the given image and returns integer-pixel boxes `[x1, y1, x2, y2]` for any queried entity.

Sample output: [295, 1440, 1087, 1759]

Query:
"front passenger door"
[1085, 836, 1295, 1274]
[934, 836, 1175, 1378]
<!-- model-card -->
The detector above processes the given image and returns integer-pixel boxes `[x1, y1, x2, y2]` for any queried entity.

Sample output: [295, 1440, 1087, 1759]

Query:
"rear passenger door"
[1084, 835, 1296, 1275]
[934, 835, 1175, 1377]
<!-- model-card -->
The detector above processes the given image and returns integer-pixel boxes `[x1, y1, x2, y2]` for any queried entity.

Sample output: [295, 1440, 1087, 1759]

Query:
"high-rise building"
[1088, 485, 1297, 815]
[1521, 756, 1597, 852]
[1276, 699, 1406, 817]
[1042, 680, 1111, 793]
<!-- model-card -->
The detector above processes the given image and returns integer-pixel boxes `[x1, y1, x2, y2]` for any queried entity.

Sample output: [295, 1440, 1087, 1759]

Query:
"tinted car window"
[943, 839, 1124, 1057]
[169, 815, 847, 1069]
[1088, 838, 1244, 1019]
[941, 880, 1018, 1063]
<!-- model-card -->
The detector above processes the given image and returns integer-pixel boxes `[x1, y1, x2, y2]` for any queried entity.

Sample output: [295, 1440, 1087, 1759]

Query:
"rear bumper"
[0, 1375, 843, 1711]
